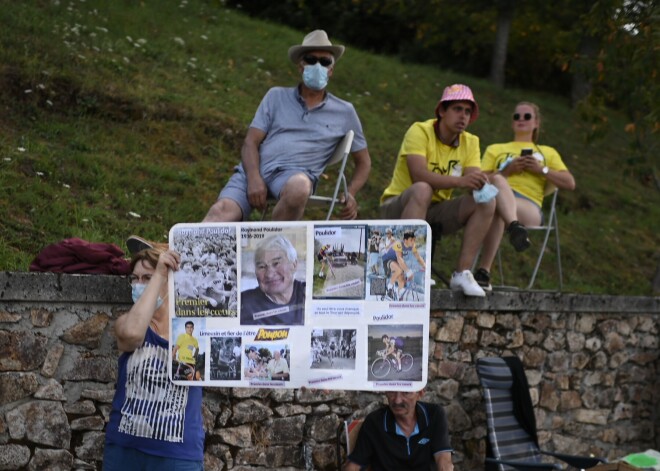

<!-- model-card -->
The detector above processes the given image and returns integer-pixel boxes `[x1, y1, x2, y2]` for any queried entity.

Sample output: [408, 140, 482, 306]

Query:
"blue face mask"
[302, 63, 329, 90]
[131, 283, 164, 309]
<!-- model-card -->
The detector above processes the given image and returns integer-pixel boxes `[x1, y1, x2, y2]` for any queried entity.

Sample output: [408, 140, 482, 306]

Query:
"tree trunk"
[489, 1, 515, 88]
[570, 34, 599, 107]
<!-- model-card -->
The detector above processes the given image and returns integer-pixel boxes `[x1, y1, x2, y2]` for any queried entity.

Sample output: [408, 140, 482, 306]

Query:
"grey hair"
[255, 235, 298, 264]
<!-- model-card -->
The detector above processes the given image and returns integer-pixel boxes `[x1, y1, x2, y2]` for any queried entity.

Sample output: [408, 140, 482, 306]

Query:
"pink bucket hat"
[434, 84, 479, 123]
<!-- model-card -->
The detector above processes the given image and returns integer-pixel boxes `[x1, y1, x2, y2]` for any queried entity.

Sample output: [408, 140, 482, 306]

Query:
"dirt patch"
[0, 66, 147, 121]
[0, 66, 239, 133]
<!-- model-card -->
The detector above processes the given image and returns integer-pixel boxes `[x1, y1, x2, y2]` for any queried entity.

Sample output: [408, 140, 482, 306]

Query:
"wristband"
[406, 270, 413, 278]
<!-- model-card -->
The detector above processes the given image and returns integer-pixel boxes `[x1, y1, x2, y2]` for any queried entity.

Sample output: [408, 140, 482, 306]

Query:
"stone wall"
[0, 272, 658, 470]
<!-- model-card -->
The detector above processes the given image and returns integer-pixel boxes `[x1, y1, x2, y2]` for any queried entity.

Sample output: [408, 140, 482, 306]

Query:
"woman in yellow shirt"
[475, 102, 576, 290]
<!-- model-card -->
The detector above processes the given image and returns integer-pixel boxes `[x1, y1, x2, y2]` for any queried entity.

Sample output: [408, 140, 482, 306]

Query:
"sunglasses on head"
[513, 112, 533, 121]
[302, 55, 333, 67]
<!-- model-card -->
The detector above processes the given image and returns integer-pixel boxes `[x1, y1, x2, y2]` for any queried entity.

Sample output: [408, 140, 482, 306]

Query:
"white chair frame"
[496, 188, 563, 290]
[306, 130, 354, 220]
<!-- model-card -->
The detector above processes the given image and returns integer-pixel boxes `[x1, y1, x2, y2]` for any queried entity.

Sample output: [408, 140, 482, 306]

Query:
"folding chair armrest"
[540, 450, 607, 469]
[544, 182, 557, 196]
[307, 130, 353, 220]
[485, 457, 562, 471]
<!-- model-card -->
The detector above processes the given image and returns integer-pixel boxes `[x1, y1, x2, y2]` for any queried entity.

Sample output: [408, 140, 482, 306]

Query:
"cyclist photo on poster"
[209, 336, 241, 381]
[310, 328, 357, 370]
[313, 224, 367, 300]
[367, 324, 423, 382]
[366, 224, 428, 302]
[240, 226, 307, 326]
[172, 318, 206, 381]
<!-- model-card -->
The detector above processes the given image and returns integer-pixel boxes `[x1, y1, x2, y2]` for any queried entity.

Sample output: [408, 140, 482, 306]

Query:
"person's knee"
[475, 199, 497, 221]
[489, 173, 509, 189]
[279, 174, 313, 203]
[407, 182, 434, 206]
[204, 199, 242, 222]
[473, 198, 496, 219]
[458, 194, 493, 224]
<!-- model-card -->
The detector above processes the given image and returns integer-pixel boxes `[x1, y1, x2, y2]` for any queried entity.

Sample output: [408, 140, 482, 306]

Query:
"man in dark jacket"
[345, 389, 453, 470]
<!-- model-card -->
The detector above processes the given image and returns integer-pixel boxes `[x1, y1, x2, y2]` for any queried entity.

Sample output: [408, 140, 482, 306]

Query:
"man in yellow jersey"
[173, 321, 199, 380]
[380, 84, 528, 297]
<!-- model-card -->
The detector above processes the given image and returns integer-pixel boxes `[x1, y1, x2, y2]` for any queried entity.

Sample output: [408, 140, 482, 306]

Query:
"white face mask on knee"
[473, 183, 499, 203]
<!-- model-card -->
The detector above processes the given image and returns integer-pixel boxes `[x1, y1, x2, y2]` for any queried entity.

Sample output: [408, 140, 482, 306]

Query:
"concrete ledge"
[0, 272, 129, 303]
[430, 289, 660, 313]
[1, 272, 658, 313]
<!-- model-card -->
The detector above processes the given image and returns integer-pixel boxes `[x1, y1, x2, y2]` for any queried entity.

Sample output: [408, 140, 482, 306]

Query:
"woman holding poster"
[104, 243, 204, 470]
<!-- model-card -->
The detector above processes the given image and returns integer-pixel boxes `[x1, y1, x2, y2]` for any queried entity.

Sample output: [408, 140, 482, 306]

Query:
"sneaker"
[318, 270, 324, 278]
[126, 235, 154, 255]
[450, 270, 486, 297]
[474, 268, 493, 292]
[507, 221, 531, 252]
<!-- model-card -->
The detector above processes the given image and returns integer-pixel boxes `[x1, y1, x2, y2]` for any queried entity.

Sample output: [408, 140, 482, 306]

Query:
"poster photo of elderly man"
[240, 226, 307, 326]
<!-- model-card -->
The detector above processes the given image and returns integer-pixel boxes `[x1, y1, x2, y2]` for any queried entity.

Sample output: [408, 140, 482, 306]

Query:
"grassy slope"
[0, 0, 658, 295]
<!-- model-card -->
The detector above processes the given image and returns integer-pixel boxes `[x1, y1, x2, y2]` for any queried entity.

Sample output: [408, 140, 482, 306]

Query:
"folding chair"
[430, 223, 451, 288]
[495, 188, 563, 290]
[476, 356, 606, 471]
[336, 418, 365, 470]
[261, 130, 354, 221]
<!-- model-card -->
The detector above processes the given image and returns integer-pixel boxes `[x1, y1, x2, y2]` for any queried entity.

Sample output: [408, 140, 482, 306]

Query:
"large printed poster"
[168, 220, 431, 391]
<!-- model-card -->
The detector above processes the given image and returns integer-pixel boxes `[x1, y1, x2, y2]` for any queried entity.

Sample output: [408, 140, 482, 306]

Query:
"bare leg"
[456, 196, 496, 271]
[272, 173, 313, 221]
[478, 175, 518, 271]
[478, 216, 507, 272]
[390, 263, 403, 290]
[478, 196, 542, 271]
[516, 198, 543, 227]
[489, 174, 518, 226]
[399, 182, 434, 219]
[203, 198, 243, 222]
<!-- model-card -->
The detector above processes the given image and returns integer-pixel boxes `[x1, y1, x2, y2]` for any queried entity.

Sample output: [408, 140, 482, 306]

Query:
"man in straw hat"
[204, 30, 371, 222]
[379, 84, 529, 297]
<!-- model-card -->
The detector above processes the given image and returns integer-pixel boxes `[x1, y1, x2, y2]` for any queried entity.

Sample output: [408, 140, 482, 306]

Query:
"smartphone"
[521, 148, 533, 157]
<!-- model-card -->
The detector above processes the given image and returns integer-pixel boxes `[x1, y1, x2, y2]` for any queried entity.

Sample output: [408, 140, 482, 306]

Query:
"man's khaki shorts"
[379, 194, 468, 235]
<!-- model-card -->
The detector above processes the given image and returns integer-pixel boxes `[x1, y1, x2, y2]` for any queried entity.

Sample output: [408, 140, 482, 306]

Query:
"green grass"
[0, 0, 658, 295]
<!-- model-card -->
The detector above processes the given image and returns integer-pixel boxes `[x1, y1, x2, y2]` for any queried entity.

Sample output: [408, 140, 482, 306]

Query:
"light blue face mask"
[131, 283, 164, 309]
[473, 182, 499, 203]
[302, 63, 329, 90]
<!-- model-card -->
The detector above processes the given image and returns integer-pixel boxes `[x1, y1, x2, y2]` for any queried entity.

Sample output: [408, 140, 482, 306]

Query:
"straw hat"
[288, 30, 345, 64]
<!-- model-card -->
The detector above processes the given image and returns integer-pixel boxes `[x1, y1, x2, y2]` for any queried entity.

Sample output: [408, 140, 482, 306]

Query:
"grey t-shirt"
[242, 86, 367, 182]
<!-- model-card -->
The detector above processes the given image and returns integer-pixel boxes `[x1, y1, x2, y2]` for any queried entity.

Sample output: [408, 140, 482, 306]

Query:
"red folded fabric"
[29, 238, 131, 275]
